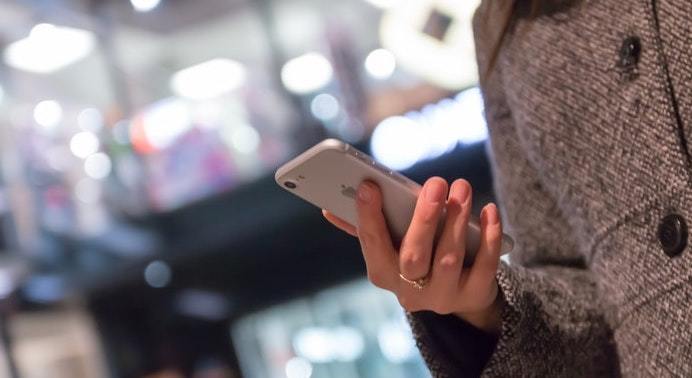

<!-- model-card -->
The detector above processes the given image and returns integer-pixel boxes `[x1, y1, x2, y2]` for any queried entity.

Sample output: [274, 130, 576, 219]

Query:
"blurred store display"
[380, 0, 480, 89]
[232, 280, 431, 378]
[9, 308, 108, 378]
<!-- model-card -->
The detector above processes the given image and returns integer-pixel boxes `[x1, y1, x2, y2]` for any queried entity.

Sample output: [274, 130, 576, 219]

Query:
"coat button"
[619, 36, 641, 67]
[657, 214, 688, 257]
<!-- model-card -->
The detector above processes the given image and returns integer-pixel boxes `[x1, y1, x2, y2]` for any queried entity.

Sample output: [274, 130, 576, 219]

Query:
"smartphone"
[275, 139, 513, 264]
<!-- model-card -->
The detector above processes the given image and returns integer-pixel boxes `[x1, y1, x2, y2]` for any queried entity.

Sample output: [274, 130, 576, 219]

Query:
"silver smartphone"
[275, 139, 513, 263]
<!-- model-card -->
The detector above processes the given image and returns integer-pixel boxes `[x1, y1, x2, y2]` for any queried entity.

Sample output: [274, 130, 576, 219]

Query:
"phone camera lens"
[284, 181, 297, 189]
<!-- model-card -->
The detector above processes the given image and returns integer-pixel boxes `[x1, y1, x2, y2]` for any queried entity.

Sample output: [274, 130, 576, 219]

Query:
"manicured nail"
[486, 203, 499, 225]
[425, 179, 446, 204]
[358, 183, 372, 203]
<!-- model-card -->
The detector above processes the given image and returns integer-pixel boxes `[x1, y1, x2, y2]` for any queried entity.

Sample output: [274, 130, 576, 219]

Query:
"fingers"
[463, 203, 502, 304]
[322, 210, 358, 237]
[429, 179, 471, 312]
[398, 177, 448, 281]
[355, 181, 398, 289]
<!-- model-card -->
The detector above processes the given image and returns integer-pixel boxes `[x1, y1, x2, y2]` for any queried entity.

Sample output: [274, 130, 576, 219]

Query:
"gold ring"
[399, 273, 429, 290]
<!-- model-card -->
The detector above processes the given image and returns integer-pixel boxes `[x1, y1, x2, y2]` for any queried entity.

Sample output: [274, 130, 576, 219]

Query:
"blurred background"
[0, 0, 497, 377]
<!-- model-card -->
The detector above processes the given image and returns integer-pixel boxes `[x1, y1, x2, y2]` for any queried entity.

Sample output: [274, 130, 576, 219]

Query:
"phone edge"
[275, 138, 348, 184]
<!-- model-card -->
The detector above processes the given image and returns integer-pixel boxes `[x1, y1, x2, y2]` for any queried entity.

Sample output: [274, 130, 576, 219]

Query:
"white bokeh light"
[292, 326, 365, 363]
[293, 327, 332, 363]
[84, 152, 112, 180]
[285, 357, 312, 378]
[171, 59, 246, 100]
[331, 327, 365, 361]
[310, 93, 340, 121]
[454, 87, 488, 144]
[364, 49, 397, 80]
[377, 320, 417, 363]
[281, 53, 333, 94]
[140, 98, 192, 150]
[370, 87, 487, 170]
[33, 100, 63, 130]
[131, 0, 161, 12]
[4, 23, 95, 74]
[70, 131, 100, 159]
[230, 124, 260, 154]
[371, 116, 427, 170]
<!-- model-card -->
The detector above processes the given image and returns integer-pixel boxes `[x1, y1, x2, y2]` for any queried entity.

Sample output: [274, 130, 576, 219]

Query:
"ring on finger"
[399, 273, 430, 290]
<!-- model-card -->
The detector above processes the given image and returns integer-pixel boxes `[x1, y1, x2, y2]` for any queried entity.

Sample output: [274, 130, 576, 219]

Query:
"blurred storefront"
[0, 0, 492, 377]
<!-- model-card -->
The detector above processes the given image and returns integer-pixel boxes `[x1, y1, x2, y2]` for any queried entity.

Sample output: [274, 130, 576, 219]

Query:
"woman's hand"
[322, 177, 503, 334]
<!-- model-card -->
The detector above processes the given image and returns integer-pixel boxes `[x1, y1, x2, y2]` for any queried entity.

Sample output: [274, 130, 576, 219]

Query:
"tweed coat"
[409, 0, 692, 376]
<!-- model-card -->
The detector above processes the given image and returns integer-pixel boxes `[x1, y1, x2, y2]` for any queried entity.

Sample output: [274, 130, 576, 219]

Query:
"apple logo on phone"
[341, 185, 357, 200]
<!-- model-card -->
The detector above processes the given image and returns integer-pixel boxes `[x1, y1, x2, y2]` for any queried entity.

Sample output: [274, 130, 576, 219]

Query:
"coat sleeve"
[407, 2, 620, 377]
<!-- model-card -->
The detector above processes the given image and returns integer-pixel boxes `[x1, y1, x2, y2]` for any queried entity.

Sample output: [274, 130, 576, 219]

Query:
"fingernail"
[456, 181, 469, 203]
[425, 179, 446, 204]
[358, 183, 372, 203]
[486, 203, 499, 225]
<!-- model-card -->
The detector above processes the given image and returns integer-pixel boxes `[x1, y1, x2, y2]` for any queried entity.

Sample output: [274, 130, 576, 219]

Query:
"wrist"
[454, 288, 503, 335]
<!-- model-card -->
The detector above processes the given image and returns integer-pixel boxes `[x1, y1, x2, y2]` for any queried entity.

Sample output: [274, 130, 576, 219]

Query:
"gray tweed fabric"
[409, 0, 692, 376]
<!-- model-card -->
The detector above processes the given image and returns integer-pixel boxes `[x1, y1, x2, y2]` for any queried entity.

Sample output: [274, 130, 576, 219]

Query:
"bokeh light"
[70, 131, 100, 159]
[365, 49, 397, 80]
[170, 58, 246, 100]
[4, 23, 95, 74]
[281, 53, 333, 94]
[310, 93, 340, 121]
[84, 152, 112, 180]
[130, 0, 161, 12]
[285, 357, 312, 378]
[33, 100, 63, 130]
[144, 260, 172, 288]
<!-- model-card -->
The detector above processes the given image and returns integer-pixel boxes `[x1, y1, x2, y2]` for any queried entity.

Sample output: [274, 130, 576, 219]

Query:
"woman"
[324, 0, 691, 376]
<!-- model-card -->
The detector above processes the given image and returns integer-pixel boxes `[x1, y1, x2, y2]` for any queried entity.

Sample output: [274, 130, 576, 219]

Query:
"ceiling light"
[281, 52, 333, 94]
[4, 23, 95, 74]
[171, 58, 246, 100]
[131, 0, 161, 12]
